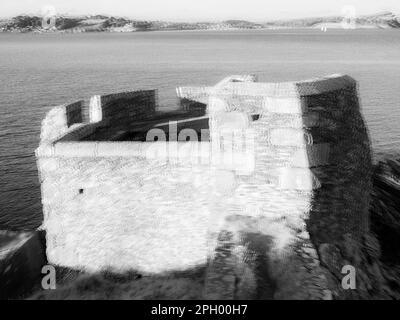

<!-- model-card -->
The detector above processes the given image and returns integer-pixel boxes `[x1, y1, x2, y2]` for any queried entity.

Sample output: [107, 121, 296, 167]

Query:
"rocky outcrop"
[368, 158, 400, 299]
[371, 158, 400, 265]
[0, 230, 46, 299]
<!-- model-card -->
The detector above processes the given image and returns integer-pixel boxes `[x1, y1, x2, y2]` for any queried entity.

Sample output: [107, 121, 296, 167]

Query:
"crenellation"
[65, 100, 84, 127]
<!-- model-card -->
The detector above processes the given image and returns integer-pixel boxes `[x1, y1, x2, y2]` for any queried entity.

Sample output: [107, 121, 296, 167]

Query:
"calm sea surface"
[0, 29, 400, 230]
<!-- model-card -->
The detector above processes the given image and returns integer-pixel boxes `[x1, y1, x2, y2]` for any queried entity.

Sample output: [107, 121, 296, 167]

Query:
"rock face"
[367, 158, 400, 299]
[0, 230, 46, 299]
[36, 74, 377, 299]
[371, 158, 400, 264]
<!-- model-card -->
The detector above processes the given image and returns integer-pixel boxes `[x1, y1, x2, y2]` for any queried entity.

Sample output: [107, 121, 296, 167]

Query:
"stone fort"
[36, 74, 373, 299]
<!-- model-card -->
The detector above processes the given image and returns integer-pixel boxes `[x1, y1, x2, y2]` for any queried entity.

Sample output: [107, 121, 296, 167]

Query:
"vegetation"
[29, 266, 206, 300]
[55, 18, 82, 30]
[1, 15, 42, 31]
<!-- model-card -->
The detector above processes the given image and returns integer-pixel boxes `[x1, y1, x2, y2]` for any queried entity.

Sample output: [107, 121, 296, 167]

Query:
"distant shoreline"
[1, 11, 399, 33]
[0, 26, 397, 35]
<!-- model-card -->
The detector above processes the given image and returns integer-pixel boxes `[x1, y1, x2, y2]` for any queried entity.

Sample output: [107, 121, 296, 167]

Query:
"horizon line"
[0, 9, 398, 23]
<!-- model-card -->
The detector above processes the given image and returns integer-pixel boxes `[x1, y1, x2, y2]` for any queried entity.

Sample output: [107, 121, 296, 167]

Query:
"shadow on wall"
[303, 84, 374, 299]
[306, 85, 372, 245]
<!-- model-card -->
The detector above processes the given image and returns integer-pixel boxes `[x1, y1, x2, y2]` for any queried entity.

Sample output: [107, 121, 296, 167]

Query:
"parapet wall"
[176, 86, 212, 105]
[176, 75, 258, 114]
[40, 100, 85, 143]
[39, 90, 158, 146]
[89, 90, 157, 125]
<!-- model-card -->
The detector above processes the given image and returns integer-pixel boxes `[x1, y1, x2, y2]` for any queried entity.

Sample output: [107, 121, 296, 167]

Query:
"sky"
[1, 0, 399, 21]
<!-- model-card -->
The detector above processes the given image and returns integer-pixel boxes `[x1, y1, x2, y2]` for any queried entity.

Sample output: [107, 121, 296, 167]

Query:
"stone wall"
[40, 100, 85, 143]
[176, 75, 257, 114]
[89, 90, 157, 126]
[203, 74, 372, 299]
[178, 98, 207, 115]
[66, 101, 84, 127]
[176, 86, 212, 105]
[37, 137, 255, 273]
[39, 156, 213, 273]
[39, 90, 158, 146]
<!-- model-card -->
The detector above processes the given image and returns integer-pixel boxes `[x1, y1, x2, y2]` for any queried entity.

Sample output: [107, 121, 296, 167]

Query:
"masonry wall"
[176, 86, 212, 105]
[175, 75, 257, 114]
[39, 155, 213, 273]
[37, 136, 256, 273]
[203, 75, 373, 299]
[40, 100, 85, 143]
[36, 86, 243, 273]
[89, 90, 157, 126]
[100, 90, 156, 123]
[206, 76, 371, 242]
